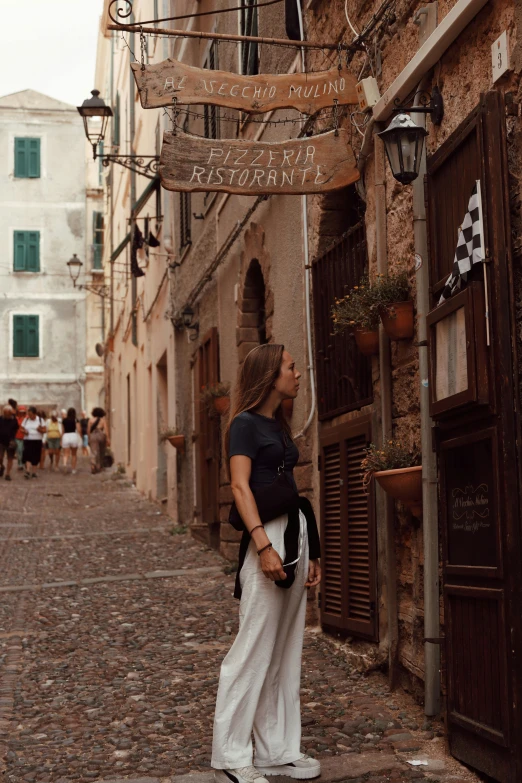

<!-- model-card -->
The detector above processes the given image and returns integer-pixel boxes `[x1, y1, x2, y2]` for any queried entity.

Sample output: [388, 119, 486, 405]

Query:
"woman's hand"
[305, 559, 321, 588]
[260, 546, 287, 581]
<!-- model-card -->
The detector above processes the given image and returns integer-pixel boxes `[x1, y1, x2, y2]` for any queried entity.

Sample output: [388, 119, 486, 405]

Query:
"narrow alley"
[0, 464, 479, 783]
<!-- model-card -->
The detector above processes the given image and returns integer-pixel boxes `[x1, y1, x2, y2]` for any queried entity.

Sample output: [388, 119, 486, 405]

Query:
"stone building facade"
[95, 0, 522, 778]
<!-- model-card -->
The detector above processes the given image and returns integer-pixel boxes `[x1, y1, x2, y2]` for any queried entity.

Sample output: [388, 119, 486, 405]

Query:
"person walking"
[21, 407, 46, 478]
[0, 405, 19, 481]
[14, 404, 27, 470]
[38, 409, 49, 470]
[61, 408, 82, 473]
[46, 412, 62, 470]
[87, 407, 109, 474]
[80, 410, 90, 456]
[211, 344, 322, 783]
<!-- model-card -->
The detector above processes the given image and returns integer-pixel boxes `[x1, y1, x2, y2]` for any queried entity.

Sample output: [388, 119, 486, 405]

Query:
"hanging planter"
[281, 398, 294, 419]
[374, 466, 422, 518]
[354, 328, 380, 356]
[380, 300, 414, 340]
[201, 382, 231, 417]
[213, 396, 230, 415]
[362, 441, 422, 519]
[160, 429, 186, 455]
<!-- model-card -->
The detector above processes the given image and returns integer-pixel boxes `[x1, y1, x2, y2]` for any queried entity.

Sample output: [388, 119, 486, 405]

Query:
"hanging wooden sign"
[159, 129, 359, 195]
[131, 59, 358, 115]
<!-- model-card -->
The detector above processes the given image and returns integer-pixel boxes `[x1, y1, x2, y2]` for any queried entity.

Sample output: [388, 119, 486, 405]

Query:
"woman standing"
[46, 412, 62, 470]
[88, 407, 109, 474]
[61, 407, 82, 474]
[212, 345, 321, 783]
[21, 406, 46, 479]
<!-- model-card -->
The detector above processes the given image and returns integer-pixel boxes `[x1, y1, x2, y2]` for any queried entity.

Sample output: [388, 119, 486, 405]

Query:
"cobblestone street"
[0, 464, 480, 783]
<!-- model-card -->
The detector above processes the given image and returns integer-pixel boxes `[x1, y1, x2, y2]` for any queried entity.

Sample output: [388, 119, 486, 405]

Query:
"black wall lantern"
[181, 305, 199, 341]
[77, 89, 160, 179]
[378, 113, 429, 185]
[67, 253, 108, 297]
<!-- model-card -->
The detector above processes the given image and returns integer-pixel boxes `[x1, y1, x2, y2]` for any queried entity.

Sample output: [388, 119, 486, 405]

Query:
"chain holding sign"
[131, 59, 358, 115]
[159, 128, 359, 195]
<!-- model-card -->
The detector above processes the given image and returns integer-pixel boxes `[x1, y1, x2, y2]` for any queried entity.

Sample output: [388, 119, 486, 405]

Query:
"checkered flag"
[439, 181, 485, 304]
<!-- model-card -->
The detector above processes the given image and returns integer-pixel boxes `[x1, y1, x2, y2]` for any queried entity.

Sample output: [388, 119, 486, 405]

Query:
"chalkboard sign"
[442, 429, 499, 573]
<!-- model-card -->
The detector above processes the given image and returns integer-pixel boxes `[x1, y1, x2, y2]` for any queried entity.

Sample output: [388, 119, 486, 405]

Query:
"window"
[13, 315, 39, 357]
[13, 231, 40, 273]
[113, 92, 120, 147]
[14, 138, 40, 178]
[98, 141, 104, 186]
[204, 42, 220, 140]
[92, 212, 104, 269]
[240, 0, 259, 75]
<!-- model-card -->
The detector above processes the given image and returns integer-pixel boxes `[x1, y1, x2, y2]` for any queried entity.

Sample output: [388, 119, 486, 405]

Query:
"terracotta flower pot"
[166, 435, 185, 455]
[354, 328, 380, 356]
[281, 398, 294, 419]
[213, 396, 230, 415]
[374, 465, 422, 518]
[380, 300, 414, 341]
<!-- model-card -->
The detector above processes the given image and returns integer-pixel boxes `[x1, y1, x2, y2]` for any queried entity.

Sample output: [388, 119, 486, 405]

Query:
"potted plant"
[201, 382, 231, 416]
[331, 276, 380, 356]
[361, 440, 422, 518]
[373, 271, 414, 340]
[160, 428, 185, 454]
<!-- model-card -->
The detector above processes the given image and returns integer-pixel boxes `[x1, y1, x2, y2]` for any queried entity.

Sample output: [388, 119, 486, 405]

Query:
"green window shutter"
[27, 232, 40, 272]
[28, 139, 40, 178]
[13, 231, 40, 272]
[14, 231, 27, 270]
[26, 316, 39, 357]
[15, 138, 27, 177]
[92, 212, 103, 269]
[13, 316, 26, 356]
[113, 92, 120, 146]
[13, 315, 39, 358]
[14, 138, 40, 178]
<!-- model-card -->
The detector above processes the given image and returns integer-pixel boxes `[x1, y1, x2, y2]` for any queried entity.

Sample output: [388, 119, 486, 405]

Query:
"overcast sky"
[0, 0, 102, 107]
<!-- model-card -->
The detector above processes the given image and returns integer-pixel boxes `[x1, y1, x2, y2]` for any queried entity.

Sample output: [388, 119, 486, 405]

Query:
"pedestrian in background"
[80, 410, 90, 456]
[88, 407, 109, 474]
[21, 406, 46, 479]
[46, 412, 62, 470]
[38, 409, 48, 470]
[61, 407, 82, 473]
[15, 404, 27, 469]
[0, 405, 19, 481]
[211, 344, 321, 783]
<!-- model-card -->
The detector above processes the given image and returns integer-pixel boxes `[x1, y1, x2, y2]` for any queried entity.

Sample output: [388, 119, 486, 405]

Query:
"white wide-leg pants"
[211, 511, 309, 770]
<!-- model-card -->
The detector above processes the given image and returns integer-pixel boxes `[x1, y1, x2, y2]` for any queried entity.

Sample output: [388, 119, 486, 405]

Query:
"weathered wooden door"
[426, 92, 522, 781]
[197, 327, 221, 548]
[319, 417, 377, 640]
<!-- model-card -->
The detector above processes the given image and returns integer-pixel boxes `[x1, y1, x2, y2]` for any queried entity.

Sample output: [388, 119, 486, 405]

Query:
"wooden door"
[319, 417, 377, 640]
[426, 92, 522, 781]
[197, 327, 221, 548]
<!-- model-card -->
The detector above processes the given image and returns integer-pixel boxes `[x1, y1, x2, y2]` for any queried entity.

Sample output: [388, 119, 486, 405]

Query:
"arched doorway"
[241, 259, 267, 346]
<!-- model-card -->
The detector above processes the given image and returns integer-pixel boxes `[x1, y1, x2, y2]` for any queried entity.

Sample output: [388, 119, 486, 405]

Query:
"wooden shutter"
[26, 316, 39, 357]
[113, 92, 120, 146]
[28, 139, 40, 178]
[14, 138, 27, 178]
[320, 417, 377, 640]
[13, 316, 26, 356]
[13, 231, 27, 271]
[27, 232, 40, 272]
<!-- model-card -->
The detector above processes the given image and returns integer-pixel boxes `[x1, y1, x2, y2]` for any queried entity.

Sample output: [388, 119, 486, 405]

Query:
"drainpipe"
[412, 85, 441, 717]
[374, 128, 399, 686]
[295, 0, 316, 439]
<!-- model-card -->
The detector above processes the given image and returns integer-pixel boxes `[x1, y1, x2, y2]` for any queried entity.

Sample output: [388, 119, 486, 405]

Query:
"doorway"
[156, 353, 168, 501]
[196, 327, 221, 549]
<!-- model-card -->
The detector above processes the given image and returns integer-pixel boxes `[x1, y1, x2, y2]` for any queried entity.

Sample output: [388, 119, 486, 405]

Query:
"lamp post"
[377, 114, 429, 185]
[181, 305, 199, 341]
[67, 254, 109, 298]
[77, 89, 160, 179]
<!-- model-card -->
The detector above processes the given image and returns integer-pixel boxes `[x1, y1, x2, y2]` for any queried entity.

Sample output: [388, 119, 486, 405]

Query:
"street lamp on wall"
[181, 305, 199, 341]
[377, 114, 429, 186]
[77, 89, 160, 180]
[67, 254, 108, 298]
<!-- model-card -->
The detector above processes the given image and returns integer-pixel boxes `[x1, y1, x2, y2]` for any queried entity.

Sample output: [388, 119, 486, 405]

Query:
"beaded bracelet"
[257, 543, 272, 557]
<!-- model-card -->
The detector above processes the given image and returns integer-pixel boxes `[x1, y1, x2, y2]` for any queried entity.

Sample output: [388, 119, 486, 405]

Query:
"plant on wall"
[362, 440, 422, 518]
[331, 275, 380, 355]
[372, 271, 414, 340]
[201, 381, 231, 416]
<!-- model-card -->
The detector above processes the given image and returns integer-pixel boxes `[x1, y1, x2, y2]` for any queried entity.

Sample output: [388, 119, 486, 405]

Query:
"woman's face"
[275, 350, 301, 399]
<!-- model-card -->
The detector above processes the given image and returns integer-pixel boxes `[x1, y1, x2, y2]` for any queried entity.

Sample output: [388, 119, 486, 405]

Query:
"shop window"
[13, 315, 39, 357]
[13, 231, 40, 273]
[14, 137, 40, 178]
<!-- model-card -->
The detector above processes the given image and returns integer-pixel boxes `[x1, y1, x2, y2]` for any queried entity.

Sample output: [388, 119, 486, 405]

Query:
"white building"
[0, 89, 101, 411]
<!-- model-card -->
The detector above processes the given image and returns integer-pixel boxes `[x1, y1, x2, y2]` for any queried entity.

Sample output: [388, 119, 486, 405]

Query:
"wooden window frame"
[14, 137, 40, 179]
[13, 314, 39, 358]
[426, 282, 490, 418]
[13, 230, 40, 273]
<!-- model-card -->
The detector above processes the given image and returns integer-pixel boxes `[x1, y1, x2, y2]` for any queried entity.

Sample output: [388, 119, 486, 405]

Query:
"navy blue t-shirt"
[229, 410, 299, 491]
